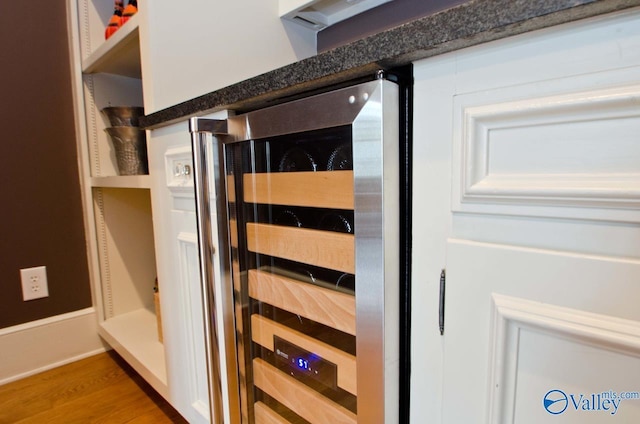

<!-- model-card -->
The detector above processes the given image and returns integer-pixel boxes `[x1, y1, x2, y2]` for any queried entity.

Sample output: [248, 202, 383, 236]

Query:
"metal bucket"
[101, 106, 145, 127]
[105, 127, 148, 175]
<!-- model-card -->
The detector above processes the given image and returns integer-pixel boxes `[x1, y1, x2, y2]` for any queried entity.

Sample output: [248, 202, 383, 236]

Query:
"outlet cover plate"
[20, 266, 49, 301]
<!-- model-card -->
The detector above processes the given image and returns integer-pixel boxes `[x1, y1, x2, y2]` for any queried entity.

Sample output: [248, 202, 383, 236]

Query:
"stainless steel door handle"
[190, 118, 226, 424]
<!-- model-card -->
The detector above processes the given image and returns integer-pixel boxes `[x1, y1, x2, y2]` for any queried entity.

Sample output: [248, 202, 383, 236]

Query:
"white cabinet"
[146, 121, 209, 423]
[411, 10, 640, 423]
[68, 0, 167, 398]
[138, 0, 316, 113]
[147, 107, 238, 423]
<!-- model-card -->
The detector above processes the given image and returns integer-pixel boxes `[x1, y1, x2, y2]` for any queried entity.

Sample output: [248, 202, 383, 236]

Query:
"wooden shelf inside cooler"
[252, 314, 357, 395]
[229, 219, 239, 248]
[247, 223, 354, 274]
[243, 171, 354, 210]
[253, 358, 357, 424]
[254, 401, 291, 424]
[248, 269, 356, 335]
[226, 174, 236, 203]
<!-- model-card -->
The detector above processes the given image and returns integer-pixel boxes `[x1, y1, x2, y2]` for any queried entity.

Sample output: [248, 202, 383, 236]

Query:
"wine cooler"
[190, 74, 410, 424]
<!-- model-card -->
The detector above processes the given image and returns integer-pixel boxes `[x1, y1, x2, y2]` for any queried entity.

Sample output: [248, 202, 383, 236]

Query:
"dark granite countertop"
[141, 0, 638, 129]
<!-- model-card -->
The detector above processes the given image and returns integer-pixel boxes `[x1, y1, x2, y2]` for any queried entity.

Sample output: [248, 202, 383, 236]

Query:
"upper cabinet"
[138, 0, 317, 113]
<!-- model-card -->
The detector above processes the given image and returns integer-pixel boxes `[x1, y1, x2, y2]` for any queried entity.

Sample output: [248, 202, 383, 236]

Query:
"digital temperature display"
[273, 336, 337, 390]
[296, 357, 310, 371]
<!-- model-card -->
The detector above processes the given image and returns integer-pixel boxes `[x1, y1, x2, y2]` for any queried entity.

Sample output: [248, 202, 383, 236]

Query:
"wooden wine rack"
[246, 223, 354, 274]
[253, 358, 357, 424]
[248, 270, 355, 335]
[251, 314, 357, 395]
[243, 171, 354, 209]
[244, 170, 357, 423]
[254, 401, 291, 424]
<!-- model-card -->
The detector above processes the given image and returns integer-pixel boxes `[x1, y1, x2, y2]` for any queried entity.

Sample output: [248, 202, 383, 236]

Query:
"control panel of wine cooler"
[274, 336, 338, 390]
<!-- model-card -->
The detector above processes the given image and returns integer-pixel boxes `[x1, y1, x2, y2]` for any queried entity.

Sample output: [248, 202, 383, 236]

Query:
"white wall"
[139, 0, 316, 113]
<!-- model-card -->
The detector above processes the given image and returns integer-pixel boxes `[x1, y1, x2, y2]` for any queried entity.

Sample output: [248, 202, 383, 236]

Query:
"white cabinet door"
[412, 10, 640, 423]
[148, 121, 210, 424]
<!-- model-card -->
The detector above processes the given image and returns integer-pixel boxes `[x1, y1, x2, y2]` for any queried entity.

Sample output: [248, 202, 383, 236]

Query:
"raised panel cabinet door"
[412, 9, 640, 424]
[147, 121, 210, 424]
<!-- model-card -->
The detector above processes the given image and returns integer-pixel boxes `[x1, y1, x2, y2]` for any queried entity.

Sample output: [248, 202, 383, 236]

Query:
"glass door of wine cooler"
[227, 125, 361, 424]
[192, 78, 401, 424]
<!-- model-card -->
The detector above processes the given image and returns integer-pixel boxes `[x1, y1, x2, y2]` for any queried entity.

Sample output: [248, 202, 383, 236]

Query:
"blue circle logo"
[544, 390, 568, 415]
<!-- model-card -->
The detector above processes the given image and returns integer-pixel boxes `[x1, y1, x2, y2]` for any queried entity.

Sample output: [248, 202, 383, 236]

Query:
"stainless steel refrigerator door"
[193, 78, 399, 424]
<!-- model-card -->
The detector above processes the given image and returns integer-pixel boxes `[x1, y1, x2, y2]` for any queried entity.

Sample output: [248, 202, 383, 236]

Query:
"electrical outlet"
[20, 266, 49, 301]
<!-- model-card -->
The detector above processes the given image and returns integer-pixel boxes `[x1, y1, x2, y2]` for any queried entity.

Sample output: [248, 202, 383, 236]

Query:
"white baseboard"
[0, 307, 108, 385]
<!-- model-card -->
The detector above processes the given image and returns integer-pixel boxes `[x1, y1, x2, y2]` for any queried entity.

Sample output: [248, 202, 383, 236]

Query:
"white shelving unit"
[91, 175, 151, 189]
[100, 309, 167, 398]
[82, 13, 141, 78]
[70, 0, 167, 397]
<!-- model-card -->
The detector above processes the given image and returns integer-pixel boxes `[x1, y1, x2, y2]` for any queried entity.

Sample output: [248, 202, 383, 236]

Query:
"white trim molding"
[453, 79, 640, 223]
[0, 308, 107, 385]
[487, 294, 640, 423]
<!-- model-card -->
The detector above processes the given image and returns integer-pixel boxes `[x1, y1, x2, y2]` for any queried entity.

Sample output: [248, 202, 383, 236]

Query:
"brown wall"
[0, 0, 92, 328]
[317, 0, 467, 52]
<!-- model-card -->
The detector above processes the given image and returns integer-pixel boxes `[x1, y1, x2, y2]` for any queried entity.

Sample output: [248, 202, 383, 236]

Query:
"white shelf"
[91, 175, 151, 189]
[99, 308, 168, 398]
[82, 13, 141, 78]
[74, 0, 166, 407]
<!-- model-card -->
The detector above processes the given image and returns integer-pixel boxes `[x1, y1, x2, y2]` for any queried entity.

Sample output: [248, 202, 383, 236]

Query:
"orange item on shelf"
[105, 1, 124, 39]
[121, 0, 138, 25]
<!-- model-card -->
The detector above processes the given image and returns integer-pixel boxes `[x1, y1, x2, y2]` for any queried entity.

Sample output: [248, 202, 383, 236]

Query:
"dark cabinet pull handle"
[439, 269, 446, 335]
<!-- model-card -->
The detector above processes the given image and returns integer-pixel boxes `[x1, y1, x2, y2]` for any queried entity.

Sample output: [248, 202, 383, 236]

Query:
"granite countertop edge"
[140, 0, 638, 129]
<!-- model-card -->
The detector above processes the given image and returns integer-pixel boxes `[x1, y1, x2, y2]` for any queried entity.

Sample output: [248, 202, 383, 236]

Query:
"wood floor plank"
[0, 355, 131, 422]
[0, 351, 187, 424]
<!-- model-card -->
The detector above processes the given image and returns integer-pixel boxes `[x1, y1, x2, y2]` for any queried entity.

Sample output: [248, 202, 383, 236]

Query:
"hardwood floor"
[0, 351, 188, 423]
